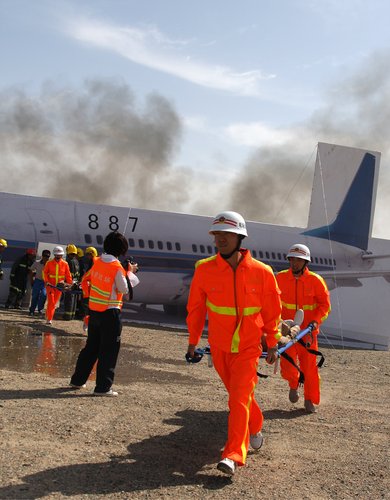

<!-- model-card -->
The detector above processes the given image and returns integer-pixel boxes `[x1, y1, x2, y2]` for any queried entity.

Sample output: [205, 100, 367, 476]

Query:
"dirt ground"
[0, 310, 389, 499]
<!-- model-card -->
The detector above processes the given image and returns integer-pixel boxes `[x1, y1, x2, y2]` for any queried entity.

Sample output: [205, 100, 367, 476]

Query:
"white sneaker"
[250, 431, 264, 451]
[46, 320, 52, 325]
[217, 458, 236, 476]
[93, 389, 118, 397]
[69, 383, 86, 389]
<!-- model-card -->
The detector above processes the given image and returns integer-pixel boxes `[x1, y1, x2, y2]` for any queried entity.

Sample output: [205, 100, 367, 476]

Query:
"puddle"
[0, 322, 197, 386]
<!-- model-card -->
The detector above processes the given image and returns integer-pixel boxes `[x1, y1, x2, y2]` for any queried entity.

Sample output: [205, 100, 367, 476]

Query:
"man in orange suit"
[186, 211, 281, 476]
[43, 246, 72, 325]
[276, 244, 331, 413]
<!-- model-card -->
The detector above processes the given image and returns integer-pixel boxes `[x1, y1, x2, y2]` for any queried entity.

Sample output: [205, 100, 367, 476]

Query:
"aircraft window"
[84, 234, 92, 244]
[252, 250, 257, 258]
[277, 253, 282, 260]
[139, 239, 145, 249]
[157, 241, 163, 250]
[128, 238, 135, 248]
[148, 240, 154, 249]
[259, 251, 264, 258]
[167, 242, 172, 250]
[96, 235, 103, 244]
[175, 242, 181, 251]
[324, 258, 328, 265]
[207, 245, 213, 253]
[192, 244, 197, 252]
[283, 253, 287, 260]
[333, 259, 336, 266]
[319, 257, 323, 264]
[314, 257, 318, 263]
[200, 245, 205, 253]
[271, 252, 276, 259]
[265, 251, 270, 259]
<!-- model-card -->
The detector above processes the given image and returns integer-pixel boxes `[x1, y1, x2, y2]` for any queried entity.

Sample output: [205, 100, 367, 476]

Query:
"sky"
[1, 0, 390, 238]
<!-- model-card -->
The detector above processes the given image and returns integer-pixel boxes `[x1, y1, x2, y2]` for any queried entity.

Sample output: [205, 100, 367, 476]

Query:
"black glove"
[185, 348, 204, 363]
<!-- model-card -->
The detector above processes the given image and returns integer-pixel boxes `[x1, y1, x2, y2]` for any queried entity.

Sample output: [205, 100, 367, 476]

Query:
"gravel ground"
[0, 310, 389, 499]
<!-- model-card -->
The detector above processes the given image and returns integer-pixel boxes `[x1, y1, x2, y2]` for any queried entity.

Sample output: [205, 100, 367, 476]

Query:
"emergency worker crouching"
[186, 211, 281, 476]
[5, 248, 36, 309]
[276, 244, 331, 413]
[43, 246, 72, 325]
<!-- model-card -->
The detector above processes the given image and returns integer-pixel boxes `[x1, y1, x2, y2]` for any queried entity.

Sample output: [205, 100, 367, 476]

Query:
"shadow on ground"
[0, 409, 234, 498]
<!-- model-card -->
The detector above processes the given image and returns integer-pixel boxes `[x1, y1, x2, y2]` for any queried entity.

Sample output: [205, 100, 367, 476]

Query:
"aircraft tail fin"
[303, 143, 380, 250]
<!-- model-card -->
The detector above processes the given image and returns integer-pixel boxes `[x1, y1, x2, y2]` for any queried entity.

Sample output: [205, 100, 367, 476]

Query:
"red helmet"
[26, 248, 36, 255]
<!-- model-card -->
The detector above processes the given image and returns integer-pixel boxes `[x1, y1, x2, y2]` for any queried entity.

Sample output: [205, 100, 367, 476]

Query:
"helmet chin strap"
[292, 261, 308, 276]
[220, 235, 245, 260]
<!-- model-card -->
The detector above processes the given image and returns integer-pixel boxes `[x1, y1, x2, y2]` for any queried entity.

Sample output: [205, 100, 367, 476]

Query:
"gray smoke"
[228, 50, 390, 236]
[0, 79, 191, 210]
[1, 52, 390, 238]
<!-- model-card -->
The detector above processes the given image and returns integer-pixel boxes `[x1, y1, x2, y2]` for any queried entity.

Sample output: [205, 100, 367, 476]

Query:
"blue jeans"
[29, 279, 47, 313]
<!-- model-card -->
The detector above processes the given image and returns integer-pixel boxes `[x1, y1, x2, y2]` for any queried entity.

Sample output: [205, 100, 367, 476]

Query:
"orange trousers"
[211, 344, 263, 466]
[280, 335, 320, 404]
[45, 287, 62, 321]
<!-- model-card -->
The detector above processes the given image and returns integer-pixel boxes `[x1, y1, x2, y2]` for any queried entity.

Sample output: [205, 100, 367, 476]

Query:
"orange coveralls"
[43, 259, 72, 321]
[276, 267, 331, 404]
[187, 249, 281, 466]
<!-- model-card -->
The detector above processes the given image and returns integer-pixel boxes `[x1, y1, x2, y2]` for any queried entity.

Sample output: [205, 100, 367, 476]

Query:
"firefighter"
[276, 244, 331, 413]
[70, 232, 137, 396]
[186, 211, 281, 476]
[43, 246, 72, 325]
[4, 248, 36, 309]
[63, 244, 80, 320]
[0, 238, 7, 280]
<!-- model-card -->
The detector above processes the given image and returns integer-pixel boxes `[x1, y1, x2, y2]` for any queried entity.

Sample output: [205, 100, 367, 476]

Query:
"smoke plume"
[0, 79, 191, 210]
[228, 50, 390, 237]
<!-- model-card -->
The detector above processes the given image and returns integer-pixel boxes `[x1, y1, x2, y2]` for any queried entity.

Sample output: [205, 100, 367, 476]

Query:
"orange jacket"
[43, 259, 72, 286]
[276, 267, 331, 333]
[187, 249, 281, 353]
[88, 257, 126, 312]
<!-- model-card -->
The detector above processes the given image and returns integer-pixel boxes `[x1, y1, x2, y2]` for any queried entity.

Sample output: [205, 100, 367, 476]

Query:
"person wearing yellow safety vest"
[43, 246, 72, 324]
[186, 211, 281, 476]
[276, 244, 331, 413]
[0, 238, 7, 281]
[70, 232, 135, 397]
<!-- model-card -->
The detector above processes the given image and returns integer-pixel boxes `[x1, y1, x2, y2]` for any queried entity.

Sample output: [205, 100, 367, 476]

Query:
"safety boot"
[289, 388, 299, 403]
[304, 400, 317, 413]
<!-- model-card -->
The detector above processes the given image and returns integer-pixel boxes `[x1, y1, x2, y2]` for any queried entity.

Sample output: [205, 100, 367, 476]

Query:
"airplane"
[1, 142, 389, 350]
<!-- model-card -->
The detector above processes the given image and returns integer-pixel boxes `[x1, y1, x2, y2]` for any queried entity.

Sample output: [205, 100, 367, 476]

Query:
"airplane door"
[27, 209, 60, 243]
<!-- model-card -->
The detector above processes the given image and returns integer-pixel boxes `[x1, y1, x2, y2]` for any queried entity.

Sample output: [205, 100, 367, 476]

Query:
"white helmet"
[209, 211, 248, 237]
[53, 245, 65, 256]
[287, 244, 311, 262]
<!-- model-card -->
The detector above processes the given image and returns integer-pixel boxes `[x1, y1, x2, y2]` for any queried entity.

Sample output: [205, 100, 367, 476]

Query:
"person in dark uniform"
[63, 244, 80, 320]
[5, 249, 36, 309]
[0, 238, 7, 281]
